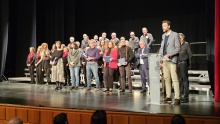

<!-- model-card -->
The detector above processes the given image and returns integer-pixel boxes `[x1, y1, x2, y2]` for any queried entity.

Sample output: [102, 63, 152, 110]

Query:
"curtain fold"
[0, 0, 9, 82]
[214, 0, 220, 102]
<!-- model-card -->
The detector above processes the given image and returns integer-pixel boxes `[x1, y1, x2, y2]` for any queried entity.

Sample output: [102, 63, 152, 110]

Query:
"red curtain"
[215, 0, 220, 102]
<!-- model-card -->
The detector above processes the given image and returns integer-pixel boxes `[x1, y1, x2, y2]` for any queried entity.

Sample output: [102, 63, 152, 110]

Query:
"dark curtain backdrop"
[0, 0, 9, 82]
[75, 0, 207, 70]
[0, 0, 214, 78]
[214, 0, 220, 102]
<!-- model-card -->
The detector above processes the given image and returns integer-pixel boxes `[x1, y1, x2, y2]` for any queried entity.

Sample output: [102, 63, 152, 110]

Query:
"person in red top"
[62, 46, 70, 86]
[26, 47, 36, 84]
[103, 41, 118, 92]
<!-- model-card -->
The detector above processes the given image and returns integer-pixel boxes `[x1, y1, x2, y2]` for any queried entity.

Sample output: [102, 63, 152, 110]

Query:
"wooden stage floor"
[0, 81, 219, 117]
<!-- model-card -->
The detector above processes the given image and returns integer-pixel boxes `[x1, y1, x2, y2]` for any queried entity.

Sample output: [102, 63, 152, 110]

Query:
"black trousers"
[28, 65, 35, 83]
[63, 63, 70, 84]
[36, 63, 44, 84]
[177, 61, 189, 96]
[103, 67, 115, 89]
[44, 68, 51, 82]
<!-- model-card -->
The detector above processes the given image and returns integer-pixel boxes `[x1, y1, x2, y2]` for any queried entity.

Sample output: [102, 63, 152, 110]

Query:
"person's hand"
[110, 58, 112, 61]
[27, 64, 30, 67]
[35, 64, 38, 67]
[42, 69, 44, 71]
[82, 62, 86, 65]
[103, 58, 105, 62]
[70, 62, 74, 66]
[124, 62, 127, 65]
[160, 63, 163, 68]
[165, 54, 170, 58]
[117, 63, 121, 67]
[66, 64, 69, 66]
[50, 61, 54, 65]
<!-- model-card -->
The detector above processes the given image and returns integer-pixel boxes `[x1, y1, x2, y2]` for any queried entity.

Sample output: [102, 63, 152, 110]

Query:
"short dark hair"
[171, 115, 185, 124]
[162, 20, 171, 26]
[53, 113, 68, 124]
[90, 110, 107, 124]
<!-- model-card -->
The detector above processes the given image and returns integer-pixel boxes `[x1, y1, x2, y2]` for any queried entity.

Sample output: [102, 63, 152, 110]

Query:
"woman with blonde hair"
[26, 47, 36, 84]
[50, 41, 64, 90]
[103, 41, 118, 92]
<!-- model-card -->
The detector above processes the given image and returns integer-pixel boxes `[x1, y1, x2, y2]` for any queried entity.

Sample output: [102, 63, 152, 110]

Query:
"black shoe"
[180, 97, 189, 103]
[68, 83, 71, 86]
[63, 83, 67, 86]
[120, 89, 125, 93]
[140, 89, 146, 93]
[70, 86, 75, 90]
[55, 86, 59, 90]
[163, 97, 172, 103]
[75, 87, 78, 90]
[129, 90, 132, 93]
[172, 99, 181, 105]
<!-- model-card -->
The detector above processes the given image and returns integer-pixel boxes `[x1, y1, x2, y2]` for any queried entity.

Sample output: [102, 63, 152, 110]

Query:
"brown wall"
[0, 104, 219, 124]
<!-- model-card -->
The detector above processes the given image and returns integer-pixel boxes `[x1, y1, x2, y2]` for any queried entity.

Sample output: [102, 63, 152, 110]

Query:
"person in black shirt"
[50, 41, 64, 90]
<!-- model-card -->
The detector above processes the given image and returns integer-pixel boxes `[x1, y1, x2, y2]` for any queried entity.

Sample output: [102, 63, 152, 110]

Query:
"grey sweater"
[68, 49, 81, 67]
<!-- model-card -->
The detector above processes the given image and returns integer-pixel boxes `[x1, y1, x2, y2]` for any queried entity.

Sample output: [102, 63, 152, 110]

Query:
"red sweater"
[103, 49, 118, 69]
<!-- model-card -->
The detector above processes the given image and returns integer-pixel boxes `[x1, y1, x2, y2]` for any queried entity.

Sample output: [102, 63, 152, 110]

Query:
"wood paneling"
[16, 108, 28, 122]
[81, 113, 92, 124]
[28, 109, 40, 124]
[67, 112, 81, 124]
[6, 107, 15, 121]
[0, 107, 6, 120]
[0, 104, 219, 124]
[40, 110, 53, 124]
[112, 115, 129, 124]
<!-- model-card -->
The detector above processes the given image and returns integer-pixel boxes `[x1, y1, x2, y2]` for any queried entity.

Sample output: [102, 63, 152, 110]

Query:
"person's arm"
[55, 50, 63, 61]
[186, 42, 193, 68]
[135, 37, 140, 50]
[135, 49, 141, 58]
[169, 33, 181, 57]
[92, 49, 101, 61]
[127, 47, 134, 63]
[30, 54, 36, 65]
[67, 52, 71, 64]
[148, 33, 154, 47]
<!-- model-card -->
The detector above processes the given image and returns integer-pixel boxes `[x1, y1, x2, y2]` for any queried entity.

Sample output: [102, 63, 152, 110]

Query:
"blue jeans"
[69, 66, 80, 87]
[86, 62, 99, 88]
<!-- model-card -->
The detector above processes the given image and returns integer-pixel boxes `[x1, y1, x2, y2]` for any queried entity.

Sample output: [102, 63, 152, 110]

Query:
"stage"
[0, 81, 219, 117]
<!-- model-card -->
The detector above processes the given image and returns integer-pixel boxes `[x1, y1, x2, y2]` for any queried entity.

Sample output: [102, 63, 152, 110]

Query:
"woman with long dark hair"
[68, 42, 81, 90]
[50, 41, 64, 90]
[103, 41, 118, 92]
